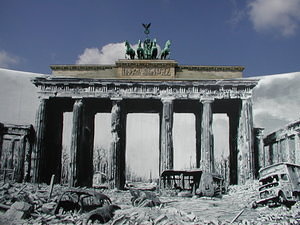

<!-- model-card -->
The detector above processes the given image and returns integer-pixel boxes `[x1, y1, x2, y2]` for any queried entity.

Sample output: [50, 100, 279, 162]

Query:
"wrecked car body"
[254, 162, 300, 207]
[54, 188, 111, 214]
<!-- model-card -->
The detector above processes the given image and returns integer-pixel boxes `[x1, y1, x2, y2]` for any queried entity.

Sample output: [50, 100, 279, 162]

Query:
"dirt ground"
[0, 181, 299, 224]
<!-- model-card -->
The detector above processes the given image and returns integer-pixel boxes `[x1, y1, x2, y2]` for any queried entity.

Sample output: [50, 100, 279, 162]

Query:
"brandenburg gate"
[31, 58, 258, 189]
[30, 25, 258, 189]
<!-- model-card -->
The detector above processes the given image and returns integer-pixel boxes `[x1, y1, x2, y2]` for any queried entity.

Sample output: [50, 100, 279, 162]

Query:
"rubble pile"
[0, 181, 299, 224]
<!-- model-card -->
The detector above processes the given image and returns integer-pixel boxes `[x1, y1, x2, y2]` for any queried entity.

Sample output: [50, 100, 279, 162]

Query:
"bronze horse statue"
[160, 40, 171, 60]
[151, 38, 158, 59]
[125, 41, 135, 59]
[137, 40, 145, 59]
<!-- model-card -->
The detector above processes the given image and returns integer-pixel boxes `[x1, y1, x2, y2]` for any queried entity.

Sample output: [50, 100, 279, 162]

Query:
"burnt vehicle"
[197, 172, 225, 197]
[160, 169, 224, 197]
[54, 188, 111, 214]
[254, 162, 300, 207]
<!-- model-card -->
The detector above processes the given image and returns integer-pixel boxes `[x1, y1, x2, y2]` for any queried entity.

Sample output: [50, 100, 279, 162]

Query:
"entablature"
[32, 77, 258, 101]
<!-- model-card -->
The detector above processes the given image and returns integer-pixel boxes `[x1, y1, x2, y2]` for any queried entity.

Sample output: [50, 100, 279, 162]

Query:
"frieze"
[33, 77, 258, 100]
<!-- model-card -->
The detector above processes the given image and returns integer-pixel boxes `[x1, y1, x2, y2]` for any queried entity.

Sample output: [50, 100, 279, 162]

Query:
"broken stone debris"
[0, 181, 299, 224]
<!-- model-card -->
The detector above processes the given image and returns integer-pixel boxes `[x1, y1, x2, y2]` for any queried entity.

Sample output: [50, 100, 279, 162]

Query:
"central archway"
[126, 113, 160, 184]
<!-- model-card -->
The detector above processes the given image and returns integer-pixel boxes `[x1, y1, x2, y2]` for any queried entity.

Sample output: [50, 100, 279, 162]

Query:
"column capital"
[161, 97, 175, 103]
[200, 97, 214, 103]
[241, 96, 252, 101]
[110, 97, 123, 101]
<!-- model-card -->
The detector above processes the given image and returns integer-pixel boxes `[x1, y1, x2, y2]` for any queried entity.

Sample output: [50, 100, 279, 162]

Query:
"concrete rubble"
[0, 181, 299, 224]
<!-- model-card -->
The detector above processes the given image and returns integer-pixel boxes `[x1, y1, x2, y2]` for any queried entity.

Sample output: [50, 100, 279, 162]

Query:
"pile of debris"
[0, 181, 299, 224]
[0, 181, 120, 224]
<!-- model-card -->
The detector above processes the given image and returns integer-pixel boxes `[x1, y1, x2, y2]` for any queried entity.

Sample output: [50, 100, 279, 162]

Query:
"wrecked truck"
[160, 169, 224, 197]
[254, 162, 300, 207]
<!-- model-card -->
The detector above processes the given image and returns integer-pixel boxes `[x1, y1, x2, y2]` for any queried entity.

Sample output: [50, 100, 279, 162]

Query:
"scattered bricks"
[41, 202, 56, 214]
[4, 201, 33, 220]
[140, 221, 153, 225]
[154, 214, 168, 225]
[185, 212, 196, 222]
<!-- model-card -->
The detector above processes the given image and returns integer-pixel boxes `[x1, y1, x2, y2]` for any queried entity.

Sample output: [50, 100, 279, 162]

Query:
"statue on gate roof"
[125, 23, 171, 60]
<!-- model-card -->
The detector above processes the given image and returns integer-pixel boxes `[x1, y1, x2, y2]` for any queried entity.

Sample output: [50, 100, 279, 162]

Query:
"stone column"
[23, 134, 33, 182]
[295, 134, 300, 164]
[288, 135, 296, 163]
[254, 128, 264, 177]
[237, 97, 254, 184]
[69, 99, 84, 187]
[15, 135, 26, 182]
[69, 99, 95, 187]
[160, 97, 174, 174]
[200, 98, 214, 173]
[264, 145, 271, 166]
[108, 98, 126, 189]
[31, 99, 47, 183]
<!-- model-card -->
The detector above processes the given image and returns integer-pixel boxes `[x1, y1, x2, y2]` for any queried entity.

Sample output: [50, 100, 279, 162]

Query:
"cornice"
[50, 65, 115, 71]
[178, 65, 245, 72]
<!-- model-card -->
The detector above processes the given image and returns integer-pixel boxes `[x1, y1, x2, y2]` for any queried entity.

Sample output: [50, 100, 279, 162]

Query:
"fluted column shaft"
[200, 98, 214, 173]
[160, 98, 174, 174]
[69, 99, 84, 187]
[295, 134, 300, 164]
[237, 98, 254, 184]
[31, 99, 47, 183]
[108, 98, 126, 189]
[254, 127, 264, 177]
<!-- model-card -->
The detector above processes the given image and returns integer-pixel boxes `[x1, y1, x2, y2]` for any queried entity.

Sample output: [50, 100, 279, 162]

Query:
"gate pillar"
[200, 98, 214, 173]
[69, 99, 95, 187]
[31, 99, 47, 183]
[108, 98, 126, 189]
[160, 98, 174, 174]
[237, 97, 254, 184]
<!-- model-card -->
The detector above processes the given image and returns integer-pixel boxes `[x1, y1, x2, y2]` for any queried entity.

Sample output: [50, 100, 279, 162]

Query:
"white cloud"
[0, 50, 20, 68]
[76, 42, 162, 64]
[248, 0, 300, 36]
[76, 42, 127, 65]
[252, 72, 300, 133]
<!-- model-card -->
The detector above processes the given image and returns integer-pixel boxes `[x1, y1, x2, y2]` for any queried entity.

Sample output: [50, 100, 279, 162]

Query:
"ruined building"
[262, 119, 300, 167]
[0, 123, 35, 182]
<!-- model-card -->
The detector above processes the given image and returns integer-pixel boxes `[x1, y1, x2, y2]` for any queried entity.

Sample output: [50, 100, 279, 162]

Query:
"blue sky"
[1, 0, 300, 77]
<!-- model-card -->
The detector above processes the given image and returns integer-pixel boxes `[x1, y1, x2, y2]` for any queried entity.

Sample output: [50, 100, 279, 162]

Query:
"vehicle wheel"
[278, 192, 287, 205]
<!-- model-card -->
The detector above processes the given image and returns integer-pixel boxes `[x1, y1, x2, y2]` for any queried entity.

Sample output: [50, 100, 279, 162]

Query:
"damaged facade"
[28, 60, 259, 189]
[0, 123, 35, 182]
[262, 119, 300, 167]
